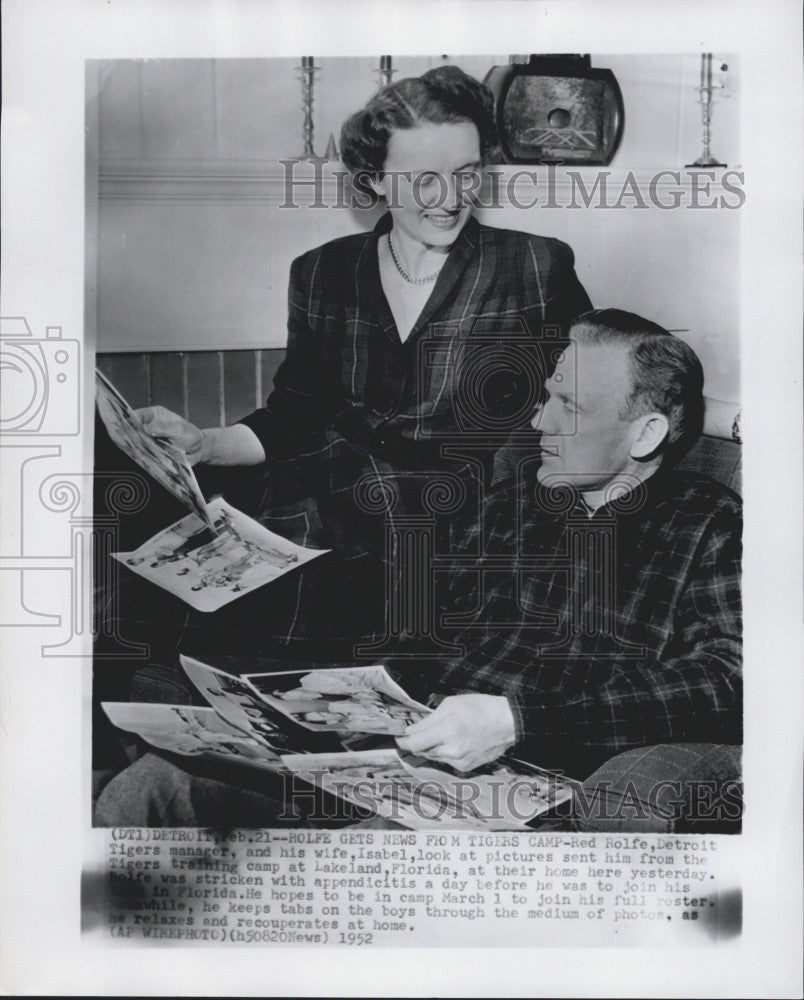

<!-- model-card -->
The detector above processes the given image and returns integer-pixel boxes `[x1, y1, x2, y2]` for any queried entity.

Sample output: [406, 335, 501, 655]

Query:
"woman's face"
[370, 121, 482, 249]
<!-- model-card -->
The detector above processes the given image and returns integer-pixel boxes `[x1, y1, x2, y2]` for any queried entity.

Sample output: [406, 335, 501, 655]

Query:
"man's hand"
[136, 406, 206, 463]
[396, 694, 516, 773]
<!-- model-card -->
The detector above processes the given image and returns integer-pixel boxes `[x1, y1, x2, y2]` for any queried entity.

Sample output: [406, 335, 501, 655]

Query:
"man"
[96, 310, 741, 830]
[392, 308, 742, 827]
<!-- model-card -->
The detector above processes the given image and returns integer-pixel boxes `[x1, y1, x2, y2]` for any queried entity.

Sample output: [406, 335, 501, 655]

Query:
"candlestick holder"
[296, 56, 319, 158]
[376, 54, 395, 90]
[323, 132, 339, 161]
[686, 53, 727, 168]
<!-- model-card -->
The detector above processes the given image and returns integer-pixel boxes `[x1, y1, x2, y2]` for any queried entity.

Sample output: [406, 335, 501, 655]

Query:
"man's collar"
[581, 461, 664, 516]
[533, 463, 675, 521]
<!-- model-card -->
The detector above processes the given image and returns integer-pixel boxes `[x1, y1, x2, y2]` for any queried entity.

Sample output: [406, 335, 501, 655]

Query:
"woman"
[135, 67, 591, 582]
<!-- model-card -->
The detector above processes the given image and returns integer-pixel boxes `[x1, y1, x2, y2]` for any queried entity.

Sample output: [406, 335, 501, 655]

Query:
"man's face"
[370, 121, 482, 249]
[532, 338, 640, 492]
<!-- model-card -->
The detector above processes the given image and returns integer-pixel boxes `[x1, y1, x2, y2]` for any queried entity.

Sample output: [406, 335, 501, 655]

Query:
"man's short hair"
[571, 308, 704, 458]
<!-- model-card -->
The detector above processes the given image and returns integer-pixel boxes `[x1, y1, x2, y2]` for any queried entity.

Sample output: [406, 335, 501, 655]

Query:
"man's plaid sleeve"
[505, 509, 742, 750]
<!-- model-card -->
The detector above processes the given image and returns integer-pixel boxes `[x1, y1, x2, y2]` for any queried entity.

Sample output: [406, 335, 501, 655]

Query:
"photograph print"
[91, 52, 743, 835]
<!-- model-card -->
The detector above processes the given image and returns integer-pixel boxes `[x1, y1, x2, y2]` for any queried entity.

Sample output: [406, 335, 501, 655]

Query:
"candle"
[302, 56, 314, 69]
[380, 55, 392, 71]
[706, 52, 712, 90]
[700, 53, 705, 89]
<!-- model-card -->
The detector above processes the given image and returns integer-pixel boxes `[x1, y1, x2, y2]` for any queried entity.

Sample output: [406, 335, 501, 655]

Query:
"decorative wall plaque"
[484, 55, 624, 165]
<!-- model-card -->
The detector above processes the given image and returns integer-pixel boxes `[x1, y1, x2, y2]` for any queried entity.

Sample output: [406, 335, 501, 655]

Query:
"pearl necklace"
[387, 232, 444, 285]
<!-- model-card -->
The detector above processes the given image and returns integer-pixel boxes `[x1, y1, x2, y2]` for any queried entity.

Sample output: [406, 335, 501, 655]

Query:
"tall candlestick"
[687, 52, 726, 168]
[377, 54, 395, 90]
[297, 57, 319, 158]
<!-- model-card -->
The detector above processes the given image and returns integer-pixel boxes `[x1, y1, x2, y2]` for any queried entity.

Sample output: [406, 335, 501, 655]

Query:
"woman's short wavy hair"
[340, 66, 499, 200]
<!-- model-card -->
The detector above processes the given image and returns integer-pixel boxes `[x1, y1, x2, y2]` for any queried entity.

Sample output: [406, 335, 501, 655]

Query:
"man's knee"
[573, 744, 743, 833]
[93, 753, 343, 828]
[94, 753, 197, 827]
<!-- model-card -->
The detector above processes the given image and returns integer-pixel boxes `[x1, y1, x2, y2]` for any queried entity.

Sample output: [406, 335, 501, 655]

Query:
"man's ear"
[629, 412, 669, 459]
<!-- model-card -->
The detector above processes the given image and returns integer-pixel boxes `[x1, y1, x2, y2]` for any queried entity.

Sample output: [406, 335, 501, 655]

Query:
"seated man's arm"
[504, 509, 742, 753]
[399, 506, 741, 767]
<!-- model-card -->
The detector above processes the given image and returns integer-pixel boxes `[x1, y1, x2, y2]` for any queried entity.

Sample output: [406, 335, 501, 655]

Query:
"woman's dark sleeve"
[491, 237, 592, 477]
[541, 238, 593, 332]
[237, 252, 342, 463]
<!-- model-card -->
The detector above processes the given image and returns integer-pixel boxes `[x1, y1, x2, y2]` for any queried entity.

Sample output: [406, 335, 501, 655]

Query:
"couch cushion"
[675, 435, 741, 495]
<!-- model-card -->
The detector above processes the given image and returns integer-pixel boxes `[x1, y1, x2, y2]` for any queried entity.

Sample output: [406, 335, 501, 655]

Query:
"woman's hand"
[135, 406, 266, 466]
[136, 406, 206, 463]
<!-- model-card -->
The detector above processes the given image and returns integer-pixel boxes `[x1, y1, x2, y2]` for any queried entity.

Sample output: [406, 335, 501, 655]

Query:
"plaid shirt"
[410, 465, 742, 767]
[241, 213, 590, 460]
[237, 214, 591, 550]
